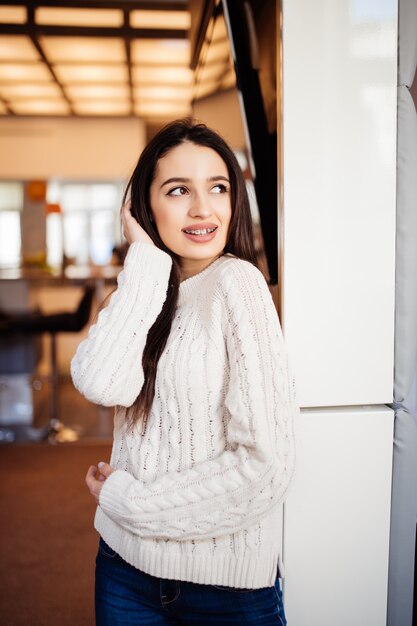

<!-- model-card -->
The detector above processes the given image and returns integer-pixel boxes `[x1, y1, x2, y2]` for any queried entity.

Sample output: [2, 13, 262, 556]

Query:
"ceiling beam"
[26, 5, 74, 114]
[0, 95, 15, 115]
[123, 8, 134, 116]
[0, 24, 187, 39]
[0, 1, 187, 10]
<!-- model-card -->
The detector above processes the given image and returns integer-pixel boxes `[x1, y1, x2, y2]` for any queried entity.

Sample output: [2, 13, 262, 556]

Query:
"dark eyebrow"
[160, 175, 230, 189]
[207, 176, 230, 183]
[160, 177, 190, 189]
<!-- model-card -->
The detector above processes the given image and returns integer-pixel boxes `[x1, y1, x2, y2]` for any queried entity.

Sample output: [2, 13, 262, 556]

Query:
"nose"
[189, 189, 212, 218]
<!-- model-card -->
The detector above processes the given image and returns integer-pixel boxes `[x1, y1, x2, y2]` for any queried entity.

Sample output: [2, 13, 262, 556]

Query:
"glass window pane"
[63, 212, 89, 264]
[45, 181, 123, 265]
[89, 184, 120, 211]
[0, 211, 21, 267]
[61, 185, 89, 212]
[113, 210, 122, 247]
[46, 213, 63, 268]
[46, 180, 61, 203]
[90, 210, 114, 265]
[0, 182, 23, 211]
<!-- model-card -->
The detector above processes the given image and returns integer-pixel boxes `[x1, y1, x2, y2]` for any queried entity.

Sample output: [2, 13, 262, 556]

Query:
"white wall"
[281, 0, 397, 408]
[280, 0, 398, 624]
[0, 116, 145, 180]
[284, 408, 393, 626]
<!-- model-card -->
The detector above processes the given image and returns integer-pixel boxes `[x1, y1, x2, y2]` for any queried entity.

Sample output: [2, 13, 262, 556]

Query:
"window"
[0, 180, 124, 269]
[0, 182, 23, 268]
[47, 181, 124, 267]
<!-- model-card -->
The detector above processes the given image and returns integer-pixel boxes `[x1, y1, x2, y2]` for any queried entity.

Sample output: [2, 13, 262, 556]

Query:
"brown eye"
[211, 184, 229, 194]
[167, 186, 188, 196]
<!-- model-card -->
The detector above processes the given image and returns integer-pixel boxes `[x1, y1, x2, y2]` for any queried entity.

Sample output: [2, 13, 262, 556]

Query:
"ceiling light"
[36, 8, 123, 27]
[0, 63, 51, 82]
[130, 10, 190, 30]
[39, 37, 126, 63]
[9, 99, 70, 115]
[66, 85, 130, 99]
[131, 39, 189, 65]
[193, 80, 220, 100]
[134, 101, 191, 117]
[220, 69, 236, 90]
[0, 83, 62, 99]
[0, 36, 40, 61]
[132, 65, 192, 85]
[134, 85, 191, 101]
[195, 62, 224, 83]
[211, 16, 228, 43]
[204, 41, 231, 65]
[72, 100, 131, 116]
[0, 6, 27, 24]
[54, 64, 128, 84]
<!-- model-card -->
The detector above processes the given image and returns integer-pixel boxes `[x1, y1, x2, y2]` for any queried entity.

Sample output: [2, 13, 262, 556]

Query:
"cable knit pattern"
[71, 241, 299, 589]
[71, 242, 172, 408]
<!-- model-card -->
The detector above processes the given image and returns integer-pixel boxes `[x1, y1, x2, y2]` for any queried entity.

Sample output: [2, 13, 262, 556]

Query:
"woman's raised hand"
[121, 199, 155, 246]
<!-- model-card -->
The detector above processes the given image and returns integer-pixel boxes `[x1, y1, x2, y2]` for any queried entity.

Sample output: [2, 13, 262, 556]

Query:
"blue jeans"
[95, 538, 287, 625]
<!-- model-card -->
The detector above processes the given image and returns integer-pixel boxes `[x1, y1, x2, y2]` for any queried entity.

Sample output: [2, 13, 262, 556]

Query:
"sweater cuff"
[124, 241, 172, 278]
[99, 469, 139, 520]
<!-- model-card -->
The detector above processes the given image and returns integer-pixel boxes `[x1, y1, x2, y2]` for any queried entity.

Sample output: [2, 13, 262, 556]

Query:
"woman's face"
[149, 142, 232, 272]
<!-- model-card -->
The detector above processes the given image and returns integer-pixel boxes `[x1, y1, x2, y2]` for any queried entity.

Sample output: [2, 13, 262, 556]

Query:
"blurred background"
[0, 0, 276, 443]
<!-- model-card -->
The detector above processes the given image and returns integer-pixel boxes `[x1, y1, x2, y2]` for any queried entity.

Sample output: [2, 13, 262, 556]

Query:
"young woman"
[71, 119, 298, 625]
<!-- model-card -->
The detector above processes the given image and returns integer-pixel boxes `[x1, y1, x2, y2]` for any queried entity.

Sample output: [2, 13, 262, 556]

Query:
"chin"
[182, 246, 224, 259]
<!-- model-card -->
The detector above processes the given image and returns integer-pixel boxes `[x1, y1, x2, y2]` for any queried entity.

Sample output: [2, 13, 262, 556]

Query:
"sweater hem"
[94, 507, 285, 589]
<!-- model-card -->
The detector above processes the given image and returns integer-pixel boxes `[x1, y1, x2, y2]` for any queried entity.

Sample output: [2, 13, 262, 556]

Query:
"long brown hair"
[123, 118, 257, 428]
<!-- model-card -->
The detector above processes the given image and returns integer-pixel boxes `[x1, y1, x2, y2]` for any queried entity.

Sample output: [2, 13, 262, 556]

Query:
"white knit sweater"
[71, 241, 298, 589]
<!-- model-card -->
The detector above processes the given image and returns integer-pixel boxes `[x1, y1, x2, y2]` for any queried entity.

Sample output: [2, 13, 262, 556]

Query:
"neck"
[179, 255, 221, 282]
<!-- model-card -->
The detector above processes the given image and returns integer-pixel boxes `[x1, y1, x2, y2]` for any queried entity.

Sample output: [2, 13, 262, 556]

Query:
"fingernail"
[98, 461, 105, 468]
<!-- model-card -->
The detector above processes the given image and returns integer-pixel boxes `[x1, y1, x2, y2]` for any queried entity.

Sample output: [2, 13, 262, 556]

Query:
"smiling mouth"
[182, 226, 218, 235]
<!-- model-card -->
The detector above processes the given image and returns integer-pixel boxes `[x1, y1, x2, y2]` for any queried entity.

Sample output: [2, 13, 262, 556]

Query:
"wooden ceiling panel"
[0, 2, 234, 120]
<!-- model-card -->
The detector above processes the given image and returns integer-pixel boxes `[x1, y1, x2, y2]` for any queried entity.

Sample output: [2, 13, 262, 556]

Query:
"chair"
[0, 287, 94, 443]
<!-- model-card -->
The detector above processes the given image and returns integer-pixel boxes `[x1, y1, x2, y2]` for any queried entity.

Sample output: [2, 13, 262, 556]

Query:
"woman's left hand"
[85, 462, 114, 503]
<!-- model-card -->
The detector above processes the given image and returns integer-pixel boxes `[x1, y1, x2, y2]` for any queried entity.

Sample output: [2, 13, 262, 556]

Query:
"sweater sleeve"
[98, 260, 298, 540]
[70, 241, 172, 407]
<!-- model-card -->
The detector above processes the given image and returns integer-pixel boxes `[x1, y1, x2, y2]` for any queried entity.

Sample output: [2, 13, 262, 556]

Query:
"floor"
[0, 373, 113, 623]
[0, 440, 112, 626]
